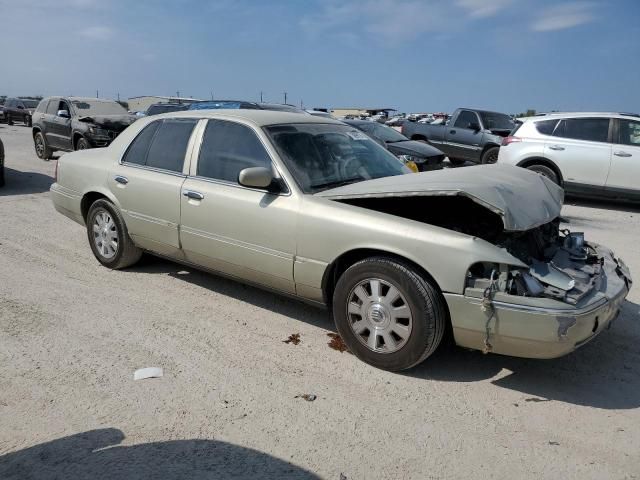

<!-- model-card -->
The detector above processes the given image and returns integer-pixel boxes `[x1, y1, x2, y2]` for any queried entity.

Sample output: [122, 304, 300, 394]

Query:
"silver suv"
[497, 112, 640, 201]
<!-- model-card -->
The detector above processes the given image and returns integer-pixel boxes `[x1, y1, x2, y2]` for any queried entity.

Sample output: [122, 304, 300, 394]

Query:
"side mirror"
[467, 122, 481, 131]
[57, 110, 70, 118]
[238, 167, 274, 189]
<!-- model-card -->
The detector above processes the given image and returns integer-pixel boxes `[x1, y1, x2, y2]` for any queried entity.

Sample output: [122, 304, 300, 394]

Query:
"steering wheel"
[340, 155, 363, 178]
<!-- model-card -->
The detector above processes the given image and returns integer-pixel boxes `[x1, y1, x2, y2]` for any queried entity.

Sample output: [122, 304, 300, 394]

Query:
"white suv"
[497, 112, 640, 201]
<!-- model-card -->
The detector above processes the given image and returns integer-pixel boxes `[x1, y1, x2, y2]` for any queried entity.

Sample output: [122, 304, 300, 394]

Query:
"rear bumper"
[446, 247, 632, 359]
[50, 183, 84, 225]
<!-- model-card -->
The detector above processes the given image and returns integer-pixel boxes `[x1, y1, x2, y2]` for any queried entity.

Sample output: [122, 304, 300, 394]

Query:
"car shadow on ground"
[407, 299, 640, 410]
[128, 255, 332, 331]
[0, 428, 320, 479]
[0, 168, 54, 196]
[128, 257, 640, 410]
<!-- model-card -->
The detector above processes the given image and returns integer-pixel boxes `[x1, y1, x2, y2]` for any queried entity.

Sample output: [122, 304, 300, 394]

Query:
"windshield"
[72, 100, 128, 116]
[357, 122, 407, 143]
[189, 101, 243, 110]
[22, 99, 39, 108]
[479, 112, 514, 130]
[265, 123, 409, 193]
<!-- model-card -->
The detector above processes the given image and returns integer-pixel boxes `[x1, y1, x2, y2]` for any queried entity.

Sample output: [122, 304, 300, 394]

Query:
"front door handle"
[614, 151, 632, 157]
[183, 190, 204, 200]
[548, 145, 565, 151]
[114, 175, 128, 185]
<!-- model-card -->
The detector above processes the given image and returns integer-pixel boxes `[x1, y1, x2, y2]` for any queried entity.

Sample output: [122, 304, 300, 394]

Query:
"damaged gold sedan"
[50, 110, 632, 371]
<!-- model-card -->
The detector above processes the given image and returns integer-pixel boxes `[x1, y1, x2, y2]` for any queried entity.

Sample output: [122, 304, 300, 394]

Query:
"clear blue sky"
[2, 0, 639, 114]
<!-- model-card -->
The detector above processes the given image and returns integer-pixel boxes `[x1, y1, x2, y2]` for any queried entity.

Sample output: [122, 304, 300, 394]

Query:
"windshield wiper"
[311, 177, 364, 192]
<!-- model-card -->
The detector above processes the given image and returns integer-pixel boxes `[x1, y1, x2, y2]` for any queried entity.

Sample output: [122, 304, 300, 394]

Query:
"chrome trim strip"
[447, 293, 610, 316]
[181, 226, 293, 260]
[126, 210, 178, 228]
[120, 162, 187, 178]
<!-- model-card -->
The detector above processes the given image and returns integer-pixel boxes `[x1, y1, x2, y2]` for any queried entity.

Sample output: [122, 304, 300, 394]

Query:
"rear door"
[543, 117, 612, 188]
[605, 118, 640, 197]
[445, 110, 483, 161]
[109, 118, 198, 257]
[179, 118, 298, 294]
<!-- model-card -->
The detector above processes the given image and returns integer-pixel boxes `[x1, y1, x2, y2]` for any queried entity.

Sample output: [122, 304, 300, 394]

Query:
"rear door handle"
[548, 145, 565, 151]
[614, 151, 632, 157]
[183, 190, 204, 200]
[114, 175, 128, 185]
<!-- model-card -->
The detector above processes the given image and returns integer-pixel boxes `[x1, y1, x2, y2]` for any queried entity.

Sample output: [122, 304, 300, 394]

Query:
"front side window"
[454, 110, 478, 129]
[45, 100, 59, 115]
[554, 118, 610, 143]
[265, 123, 409, 193]
[617, 119, 640, 146]
[197, 120, 272, 183]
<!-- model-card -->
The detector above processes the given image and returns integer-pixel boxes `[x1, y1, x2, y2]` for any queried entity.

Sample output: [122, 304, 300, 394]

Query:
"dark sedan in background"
[3, 98, 39, 126]
[343, 119, 445, 172]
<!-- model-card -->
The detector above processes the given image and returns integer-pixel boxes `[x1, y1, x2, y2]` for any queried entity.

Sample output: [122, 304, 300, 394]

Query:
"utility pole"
[210, 90, 214, 100]
[283, 91, 287, 104]
[117, 92, 120, 102]
[176, 90, 180, 98]
[96, 89, 99, 98]
[260, 91, 263, 102]
[300, 99, 303, 109]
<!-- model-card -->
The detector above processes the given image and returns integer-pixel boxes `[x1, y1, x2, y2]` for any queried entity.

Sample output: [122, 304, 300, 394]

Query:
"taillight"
[502, 136, 522, 146]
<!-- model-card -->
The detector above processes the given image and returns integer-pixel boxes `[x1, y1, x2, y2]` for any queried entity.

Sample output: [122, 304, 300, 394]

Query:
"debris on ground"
[295, 394, 317, 402]
[133, 367, 163, 381]
[340, 474, 347, 480]
[548, 441, 560, 446]
[283, 333, 301, 345]
[525, 397, 550, 403]
[327, 333, 349, 353]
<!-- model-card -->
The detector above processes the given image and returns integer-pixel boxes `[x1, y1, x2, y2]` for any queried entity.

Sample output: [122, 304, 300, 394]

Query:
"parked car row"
[49, 109, 632, 371]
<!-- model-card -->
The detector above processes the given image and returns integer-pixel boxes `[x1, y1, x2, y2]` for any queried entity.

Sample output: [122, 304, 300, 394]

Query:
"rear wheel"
[34, 132, 53, 160]
[86, 199, 142, 269]
[526, 164, 559, 184]
[24, 115, 32, 127]
[332, 257, 446, 371]
[6, 113, 13, 125]
[481, 146, 500, 164]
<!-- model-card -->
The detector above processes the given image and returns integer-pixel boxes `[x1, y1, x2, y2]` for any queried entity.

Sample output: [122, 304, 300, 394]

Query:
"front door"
[446, 110, 483, 161]
[180, 119, 298, 294]
[109, 118, 198, 257]
[45, 99, 73, 150]
[605, 118, 640, 198]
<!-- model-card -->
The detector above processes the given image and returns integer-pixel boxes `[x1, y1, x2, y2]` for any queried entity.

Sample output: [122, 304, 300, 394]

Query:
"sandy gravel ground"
[1, 124, 639, 479]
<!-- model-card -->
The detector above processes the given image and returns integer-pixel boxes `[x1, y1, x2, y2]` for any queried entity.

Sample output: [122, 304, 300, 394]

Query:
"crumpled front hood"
[386, 140, 444, 159]
[316, 164, 564, 232]
[78, 114, 137, 131]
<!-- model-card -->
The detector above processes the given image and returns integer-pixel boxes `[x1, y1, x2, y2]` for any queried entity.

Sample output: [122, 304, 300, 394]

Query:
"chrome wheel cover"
[346, 277, 413, 354]
[35, 135, 44, 157]
[92, 210, 118, 259]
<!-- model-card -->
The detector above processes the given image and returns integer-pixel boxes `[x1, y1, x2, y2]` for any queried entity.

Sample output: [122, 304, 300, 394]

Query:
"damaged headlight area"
[466, 223, 618, 305]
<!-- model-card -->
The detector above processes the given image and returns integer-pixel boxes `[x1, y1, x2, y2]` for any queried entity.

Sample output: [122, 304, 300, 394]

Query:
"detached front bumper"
[446, 246, 632, 359]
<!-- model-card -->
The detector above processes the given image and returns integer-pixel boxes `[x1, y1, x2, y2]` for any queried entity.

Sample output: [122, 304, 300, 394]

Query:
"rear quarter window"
[534, 119, 558, 135]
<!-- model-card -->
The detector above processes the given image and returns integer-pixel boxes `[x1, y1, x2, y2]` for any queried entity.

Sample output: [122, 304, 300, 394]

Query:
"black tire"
[332, 257, 446, 371]
[0, 139, 5, 187]
[481, 146, 500, 164]
[526, 164, 559, 185]
[34, 131, 53, 160]
[86, 199, 142, 269]
[448, 158, 466, 166]
[24, 115, 32, 127]
[76, 137, 89, 150]
[6, 113, 13, 125]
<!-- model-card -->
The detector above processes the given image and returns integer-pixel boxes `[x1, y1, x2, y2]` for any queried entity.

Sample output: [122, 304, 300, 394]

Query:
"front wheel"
[6, 114, 13, 125]
[24, 115, 32, 127]
[332, 257, 446, 371]
[481, 146, 500, 164]
[87, 199, 142, 269]
[526, 164, 559, 185]
[34, 132, 53, 160]
[76, 137, 89, 150]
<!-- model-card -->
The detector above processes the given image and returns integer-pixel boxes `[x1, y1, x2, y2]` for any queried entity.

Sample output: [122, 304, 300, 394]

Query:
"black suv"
[3, 98, 39, 126]
[31, 96, 136, 160]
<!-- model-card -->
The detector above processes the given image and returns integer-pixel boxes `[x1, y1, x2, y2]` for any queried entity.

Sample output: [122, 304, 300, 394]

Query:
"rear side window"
[554, 118, 609, 143]
[36, 99, 48, 113]
[197, 120, 272, 183]
[45, 100, 59, 115]
[123, 119, 196, 172]
[534, 119, 558, 135]
[454, 110, 478, 129]
[146, 119, 197, 172]
[617, 119, 640, 146]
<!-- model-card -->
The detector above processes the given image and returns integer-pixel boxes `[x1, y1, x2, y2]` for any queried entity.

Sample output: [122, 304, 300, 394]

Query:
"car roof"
[523, 112, 640, 121]
[44, 96, 121, 103]
[151, 109, 344, 127]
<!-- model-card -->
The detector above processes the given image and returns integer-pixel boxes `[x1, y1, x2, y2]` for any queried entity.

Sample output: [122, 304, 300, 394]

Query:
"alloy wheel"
[92, 210, 119, 259]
